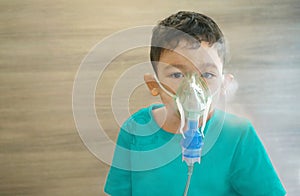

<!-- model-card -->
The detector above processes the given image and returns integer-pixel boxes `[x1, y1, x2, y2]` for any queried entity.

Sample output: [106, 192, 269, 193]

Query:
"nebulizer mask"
[176, 73, 212, 165]
[154, 72, 212, 162]
[154, 72, 213, 196]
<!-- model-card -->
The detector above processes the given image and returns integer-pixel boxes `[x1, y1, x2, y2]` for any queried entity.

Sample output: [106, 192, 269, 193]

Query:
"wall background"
[0, 0, 299, 195]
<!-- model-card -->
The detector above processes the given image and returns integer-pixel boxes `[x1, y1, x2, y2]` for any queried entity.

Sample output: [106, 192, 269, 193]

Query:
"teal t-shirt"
[104, 104, 286, 196]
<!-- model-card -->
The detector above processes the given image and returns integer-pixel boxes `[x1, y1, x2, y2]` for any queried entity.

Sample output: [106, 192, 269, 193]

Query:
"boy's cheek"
[158, 90, 174, 104]
[207, 78, 223, 93]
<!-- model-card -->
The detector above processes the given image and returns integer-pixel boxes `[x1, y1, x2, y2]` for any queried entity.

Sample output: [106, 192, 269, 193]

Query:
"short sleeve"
[104, 128, 133, 196]
[229, 122, 286, 196]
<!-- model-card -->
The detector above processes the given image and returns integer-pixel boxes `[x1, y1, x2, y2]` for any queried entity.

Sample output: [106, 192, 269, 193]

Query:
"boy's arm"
[104, 127, 133, 196]
[229, 123, 286, 195]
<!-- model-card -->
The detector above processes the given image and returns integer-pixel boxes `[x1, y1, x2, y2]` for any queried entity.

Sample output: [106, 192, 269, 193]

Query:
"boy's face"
[146, 40, 227, 118]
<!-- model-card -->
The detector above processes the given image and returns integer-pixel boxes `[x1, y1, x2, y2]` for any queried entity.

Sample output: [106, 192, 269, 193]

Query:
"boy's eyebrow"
[200, 63, 219, 70]
[163, 64, 186, 70]
[163, 63, 219, 71]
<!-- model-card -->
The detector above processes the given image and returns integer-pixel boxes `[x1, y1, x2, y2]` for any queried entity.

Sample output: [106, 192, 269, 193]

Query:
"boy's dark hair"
[150, 11, 227, 73]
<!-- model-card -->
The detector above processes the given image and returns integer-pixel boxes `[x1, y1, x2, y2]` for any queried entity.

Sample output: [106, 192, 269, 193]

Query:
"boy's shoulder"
[202, 110, 258, 157]
[121, 104, 163, 135]
[222, 111, 252, 129]
[209, 110, 255, 139]
[124, 104, 161, 125]
[210, 109, 251, 128]
[214, 110, 258, 144]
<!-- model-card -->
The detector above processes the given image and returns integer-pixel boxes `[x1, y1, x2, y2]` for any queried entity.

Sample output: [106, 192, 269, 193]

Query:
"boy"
[104, 11, 286, 195]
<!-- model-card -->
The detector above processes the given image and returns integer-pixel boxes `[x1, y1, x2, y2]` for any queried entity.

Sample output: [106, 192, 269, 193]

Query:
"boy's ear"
[144, 73, 160, 96]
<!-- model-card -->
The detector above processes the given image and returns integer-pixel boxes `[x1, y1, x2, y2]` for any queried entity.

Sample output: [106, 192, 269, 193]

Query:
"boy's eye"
[169, 72, 184, 79]
[201, 72, 215, 79]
